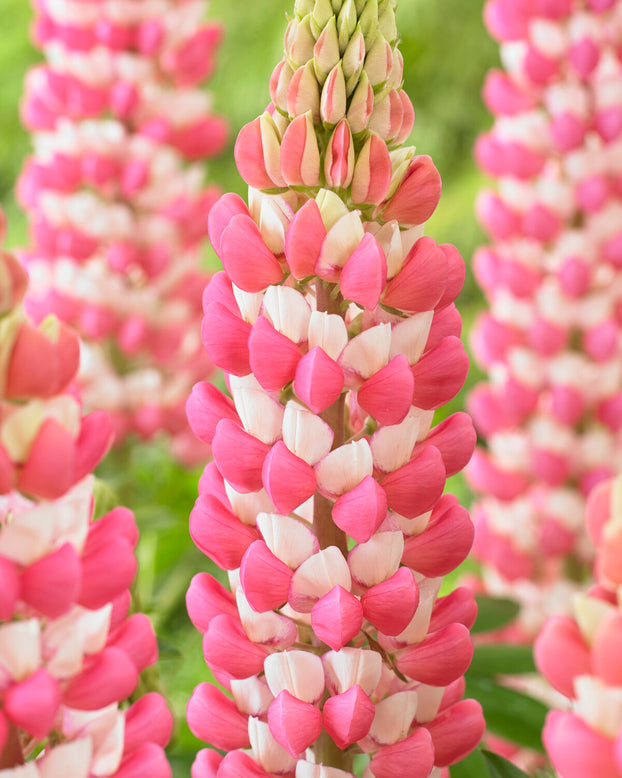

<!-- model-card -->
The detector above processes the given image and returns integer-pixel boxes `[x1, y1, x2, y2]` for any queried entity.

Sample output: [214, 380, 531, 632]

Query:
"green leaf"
[450, 748, 490, 777]
[472, 595, 520, 634]
[466, 677, 548, 752]
[482, 750, 532, 777]
[468, 644, 536, 676]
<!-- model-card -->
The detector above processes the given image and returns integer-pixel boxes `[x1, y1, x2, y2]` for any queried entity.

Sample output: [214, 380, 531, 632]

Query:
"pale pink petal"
[307, 311, 348, 360]
[236, 590, 297, 650]
[282, 402, 334, 466]
[339, 324, 391, 380]
[289, 547, 352, 612]
[367, 691, 419, 747]
[249, 717, 298, 775]
[348, 531, 404, 588]
[322, 647, 382, 697]
[262, 286, 312, 344]
[389, 311, 434, 365]
[370, 414, 420, 473]
[315, 440, 373, 499]
[231, 676, 274, 717]
[256, 512, 319, 570]
[315, 210, 365, 282]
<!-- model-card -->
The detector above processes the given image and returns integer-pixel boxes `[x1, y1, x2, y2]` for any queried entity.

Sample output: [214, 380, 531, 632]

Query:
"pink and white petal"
[315, 211, 366, 282]
[236, 589, 297, 650]
[315, 440, 373, 499]
[262, 286, 312, 344]
[339, 324, 391, 380]
[370, 414, 420, 474]
[348, 531, 404, 588]
[389, 311, 434, 365]
[307, 311, 348, 361]
[282, 402, 334, 466]
[367, 691, 419, 747]
[228, 382, 284, 446]
[264, 649, 325, 703]
[322, 647, 382, 697]
[289, 547, 352, 613]
[231, 676, 274, 718]
[249, 716, 298, 775]
[381, 446, 446, 519]
[256, 512, 319, 570]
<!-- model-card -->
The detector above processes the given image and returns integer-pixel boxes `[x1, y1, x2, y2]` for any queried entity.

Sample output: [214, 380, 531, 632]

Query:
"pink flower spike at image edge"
[186, 0, 485, 775]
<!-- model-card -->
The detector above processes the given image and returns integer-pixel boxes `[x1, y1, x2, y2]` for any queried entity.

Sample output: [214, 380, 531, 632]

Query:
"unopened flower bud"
[364, 34, 393, 88]
[324, 120, 355, 188]
[321, 63, 347, 126]
[313, 17, 340, 84]
[359, 0, 379, 48]
[285, 15, 316, 68]
[270, 60, 295, 113]
[337, 0, 357, 53]
[343, 25, 366, 95]
[311, 0, 335, 38]
[287, 61, 321, 121]
[346, 71, 374, 134]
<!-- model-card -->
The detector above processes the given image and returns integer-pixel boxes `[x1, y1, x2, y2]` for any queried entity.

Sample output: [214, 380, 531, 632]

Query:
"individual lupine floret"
[186, 1, 484, 775]
[17, 0, 227, 462]
[0, 216, 172, 775]
[535, 473, 622, 778]
[467, 0, 622, 636]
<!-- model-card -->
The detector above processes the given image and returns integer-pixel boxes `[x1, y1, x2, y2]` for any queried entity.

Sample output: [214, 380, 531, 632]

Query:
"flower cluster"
[186, 0, 484, 775]
[535, 473, 622, 778]
[0, 215, 171, 775]
[468, 0, 622, 635]
[17, 0, 227, 462]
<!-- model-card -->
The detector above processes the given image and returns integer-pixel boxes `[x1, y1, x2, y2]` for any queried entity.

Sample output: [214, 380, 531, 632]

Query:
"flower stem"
[0, 723, 24, 768]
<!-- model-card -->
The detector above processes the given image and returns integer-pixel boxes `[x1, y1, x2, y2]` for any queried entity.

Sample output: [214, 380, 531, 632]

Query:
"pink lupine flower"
[17, 0, 227, 463]
[186, 0, 484, 774]
[535, 474, 622, 778]
[0, 213, 172, 775]
[468, 0, 622, 637]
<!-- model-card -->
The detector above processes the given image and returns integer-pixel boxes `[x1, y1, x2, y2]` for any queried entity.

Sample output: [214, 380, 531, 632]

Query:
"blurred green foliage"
[0, 1, 517, 775]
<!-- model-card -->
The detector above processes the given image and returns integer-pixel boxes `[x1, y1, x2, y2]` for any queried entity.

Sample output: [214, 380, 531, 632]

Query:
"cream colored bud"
[359, 0, 379, 48]
[337, 0, 358, 53]
[311, 0, 335, 37]
[313, 16, 340, 84]
[286, 15, 316, 68]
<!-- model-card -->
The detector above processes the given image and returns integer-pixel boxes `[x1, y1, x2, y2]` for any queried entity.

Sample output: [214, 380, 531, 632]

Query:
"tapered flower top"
[17, 0, 228, 462]
[0, 212, 172, 776]
[187, 2, 484, 775]
[468, 0, 622, 636]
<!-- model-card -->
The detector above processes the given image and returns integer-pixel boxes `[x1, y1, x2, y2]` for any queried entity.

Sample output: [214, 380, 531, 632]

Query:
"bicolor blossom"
[535, 473, 622, 778]
[17, 0, 227, 462]
[186, 1, 484, 775]
[468, 0, 622, 636]
[0, 213, 172, 775]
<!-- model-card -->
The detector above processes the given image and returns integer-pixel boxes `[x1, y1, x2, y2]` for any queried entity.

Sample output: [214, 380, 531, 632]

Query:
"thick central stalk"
[0, 723, 24, 768]
[313, 281, 349, 556]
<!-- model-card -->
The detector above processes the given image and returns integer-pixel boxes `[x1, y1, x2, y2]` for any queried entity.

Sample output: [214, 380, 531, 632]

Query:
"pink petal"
[396, 623, 473, 686]
[436, 244, 465, 309]
[294, 346, 344, 414]
[186, 573, 238, 634]
[216, 751, 272, 778]
[289, 547, 352, 613]
[108, 613, 157, 673]
[17, 417, 75, 500]
[63, 647, 138, 710]
[203, 613, 269, 679]
[0, 556, 20, 620]
[114, 743, 172, 778]
[21, 542, 80, 619]
[322, 685, 375, 749]
[382, 237, 448, 313]
[5, 669, 61, 739]
[415, 413, 476, 477]
[466, 450, 528, 501]
[284, 199, 326, 280]
[351, 133, 392, 205]
[381, 446, 446, 519]
[483, 70, 536, 115]
[202, 302, 252, 377]
[212, 418, 272, 493]
[544, 710, 619, 778]
[268, 690, 322, 757]
[220, 214, 283, 293]
[411, 336, 469, 410]
[73, 411, 114, 480]
[428, 587, 478, 633]
[287, 61, 321, 122]
[248, 717, 297, 775]
[361, 568, 419, 636]
[123, 693, 173, 755]
[187, 683, 250, 751]
[426, 699, 485, 767]
[339, 233, 387, 310]
[240, 540, 294, 612]
[236, 589, 298, 650]
[534, 615, 591, 698]
[207, 193, 250, 255]
[426, 304, 462, 350]
[190, 494, 260, 570]
[381, 155, 442, 226]
[248, 316, 302, 392]
[369, 728, 435, 778]
[186, 382, 239, 445]
[401, 497, 474, 577]
[262, 441, 317, 514]
[78, 534, 136, 610]
[332, 476, 388, 544]
[280, 111, 321, 187]
[358, 354, 414, 425]
[192, 749, 222, 778]
[324, 120, 354, 188]
[311, 585, 363, 651]
[234, 116, 281, 190]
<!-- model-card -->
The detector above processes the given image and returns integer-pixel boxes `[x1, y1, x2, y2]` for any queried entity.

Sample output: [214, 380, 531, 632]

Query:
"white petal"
[283, 402, 333, 466]
[257, 512, 319, 569]
[348, 531, 404, 587]
[315, 440, 373, 498]
[264, 650, 325, 703]
[339, 324, 391, 379]
[307, 311, 348, 361]
[263, 287, 311, 344]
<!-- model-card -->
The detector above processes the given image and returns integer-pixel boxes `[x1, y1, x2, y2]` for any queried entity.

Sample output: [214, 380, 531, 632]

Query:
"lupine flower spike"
[536, 474, 622, 778]
[468, 0, 622, 636]
[0, 210, 172, 776]
[186, 1, 485, 775]
[18, 0, 228, 463]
